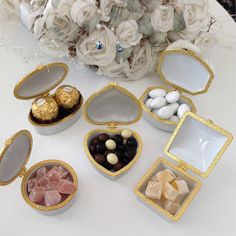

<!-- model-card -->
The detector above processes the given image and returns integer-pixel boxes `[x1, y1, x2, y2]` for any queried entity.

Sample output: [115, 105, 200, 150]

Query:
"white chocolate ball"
[105, 139, 116, 150]
[107, 153, 118, 165]
[121, 129, 133, 139]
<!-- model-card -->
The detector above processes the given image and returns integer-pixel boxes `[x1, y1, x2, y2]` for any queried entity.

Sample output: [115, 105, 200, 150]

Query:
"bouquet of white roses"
[0, 0, 216, 80]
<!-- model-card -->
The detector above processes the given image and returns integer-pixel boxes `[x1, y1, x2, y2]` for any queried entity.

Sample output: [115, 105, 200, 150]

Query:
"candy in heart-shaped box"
[0, 130, 78, 215]
[83, 83, 143, 180]
[14, 63, 83, 135]
[140, 49, 214, 132]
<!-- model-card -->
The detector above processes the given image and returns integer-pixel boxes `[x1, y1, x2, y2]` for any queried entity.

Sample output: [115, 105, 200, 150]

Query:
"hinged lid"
[164, 112, 233, 177]
[83, 83, 142, 126]
[0, 130, 32, 186]
[14, 62, 68, 100]
[157, 49, 214, 95]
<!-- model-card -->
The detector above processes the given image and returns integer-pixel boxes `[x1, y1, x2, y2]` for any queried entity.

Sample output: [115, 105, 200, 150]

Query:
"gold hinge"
[107, 123, 118, 129]
[109, 82, 118, 88]
[177, 162, 188, 172]
[19, 167, 27, 178]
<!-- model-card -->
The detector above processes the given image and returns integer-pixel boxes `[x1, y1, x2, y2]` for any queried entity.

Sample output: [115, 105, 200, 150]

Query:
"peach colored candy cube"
[172, 178, 189, 195]
[52, 166, 68, 178]
[29, 186, 45, 203]
[151, 169, 176, 185]
[36, 166, 48, 180]
[163, 199, 180, 215]
[57, 179, 76, 195]
[46, 181, 58, 191]
[44, 190, 62, 207]
[163, 182, 179, 201]
[47, 169, 61, 182]
[145, 181, 162, 200]
[27, 178, 38, 193]
[38, 176, 50, 187]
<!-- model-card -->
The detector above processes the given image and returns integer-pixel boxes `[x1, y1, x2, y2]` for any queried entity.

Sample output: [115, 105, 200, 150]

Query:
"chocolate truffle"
[113, 162, 124, 171]
[105, 139, 116, 151]
[127, 137, 138, 147]
[55, 85, 80, 109]
[107, 153, 118, 165]
[94, 154, 106, 164]
[98, 133, 109, 143]
[91, 136, 100, 145]
[31, 96, 59, 121]
[95, 143, 106, 154]
[121, 129, 133, 139]
[113, 134, 123, 145]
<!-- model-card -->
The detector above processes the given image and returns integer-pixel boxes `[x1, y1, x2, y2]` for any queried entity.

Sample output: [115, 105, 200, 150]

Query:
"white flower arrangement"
[0, 0, 216, 80]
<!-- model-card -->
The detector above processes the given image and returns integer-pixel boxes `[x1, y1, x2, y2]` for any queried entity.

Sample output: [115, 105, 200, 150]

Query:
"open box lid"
[157, 49, 214, 95]
[164, 112, 233, 178]
[14, 62, 68, 100]
[0, 130, 32, 186]
[83, 83, 142, 127]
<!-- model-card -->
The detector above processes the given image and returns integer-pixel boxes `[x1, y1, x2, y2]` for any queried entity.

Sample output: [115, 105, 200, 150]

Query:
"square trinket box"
[0, 130, 78, 215]
[134, 112, 233, 221]
[83, 83, 143, 180]
[140, 49, 214, 132]
[14, 62, 83, 135]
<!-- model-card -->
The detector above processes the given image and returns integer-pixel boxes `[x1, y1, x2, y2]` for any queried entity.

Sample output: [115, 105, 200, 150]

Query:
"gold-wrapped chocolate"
[55, 85, 80, 109]
[31, 97, 59, 121]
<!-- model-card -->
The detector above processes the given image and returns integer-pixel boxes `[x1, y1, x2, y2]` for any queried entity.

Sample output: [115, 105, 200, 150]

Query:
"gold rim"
[83, 83, 142, 126]
[84, 129, 142, 178]
[21, 159, 78, 212]
[14, 62, 69, 100]
[134, 158, 201, 221]
[157, 49, 214, 95]
[164, 112, 234, 178]
[139, 86, 196, 126]
[0, 130, 33, 186]
[28, 95, 83, 127]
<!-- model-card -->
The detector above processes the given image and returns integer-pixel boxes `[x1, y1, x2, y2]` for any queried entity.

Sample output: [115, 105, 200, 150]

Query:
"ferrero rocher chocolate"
[55, 85, 80, 109]
[31, 97, 59, 121]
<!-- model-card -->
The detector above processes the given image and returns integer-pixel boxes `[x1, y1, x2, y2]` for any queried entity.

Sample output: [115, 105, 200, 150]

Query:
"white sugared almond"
[150, 97, 166, 109]
[166, 91, 180, 104]
[149, 89, 166, 98]
[157, 106, 174, 119]
[177, 104, 191, 119]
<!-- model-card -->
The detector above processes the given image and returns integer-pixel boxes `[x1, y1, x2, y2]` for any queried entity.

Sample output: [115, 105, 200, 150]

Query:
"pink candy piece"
[52, 166, 68, 178]
[27, 178, 38, 193]
[29, 186, 45, 203]
[57, 179, 76, 195]
[46, 181, 58, 191]
[36, 166, 48, 180]
[38, 176, 50, 187]
[47, 169, 61, 182]
[44, 190, 62, 207]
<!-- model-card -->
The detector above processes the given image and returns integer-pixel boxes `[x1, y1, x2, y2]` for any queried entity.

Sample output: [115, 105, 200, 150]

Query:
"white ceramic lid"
[165, 112, 233, 177]
[158, 49, 214, 95]
[0, 130, 32, 185]
[14, 62, 68, 100]
[83, 83, 142, 126]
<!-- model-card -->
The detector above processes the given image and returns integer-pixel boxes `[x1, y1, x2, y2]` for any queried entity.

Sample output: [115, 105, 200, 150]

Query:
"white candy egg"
[107, 153, 118, 165]
[152, 109, 159, 116]
[169, 115, 180, 123]
[177, 104, 191, 119]
[168, 103, 179, 114]
[145, 98, 153, 110]
[105, 139, 116, 150]
[150, 97, 166, 109]
[166, 91, 180, 104]
[157, 106, 174, 119]
[149, 89, 166, 98]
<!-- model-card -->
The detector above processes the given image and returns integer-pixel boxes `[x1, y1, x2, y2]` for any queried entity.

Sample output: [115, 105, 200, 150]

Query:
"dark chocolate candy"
[94, 154, 106, 164]
[113, 134, 123, 145]
[98, 133, 109, 143]
[113, 162, 124, 171]
[127, 137, 138, 148]
[95, 143, 106, 154]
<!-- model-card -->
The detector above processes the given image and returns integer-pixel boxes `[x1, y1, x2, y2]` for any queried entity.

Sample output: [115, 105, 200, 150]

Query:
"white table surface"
[0, 1, 236, 236]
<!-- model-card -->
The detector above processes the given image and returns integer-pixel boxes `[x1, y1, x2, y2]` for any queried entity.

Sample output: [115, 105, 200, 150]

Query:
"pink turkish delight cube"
[27, 178, 38, 193]
[57, 179, 76, 195]
[47, 169, 61, 182]
[45, 181, 58, 191]
[36, 166, 48, 180]
[38, 177, 50, 187]
[52, 166, 68, 178]
[44, 190, 62, 206]
[29, 186, 45, 203]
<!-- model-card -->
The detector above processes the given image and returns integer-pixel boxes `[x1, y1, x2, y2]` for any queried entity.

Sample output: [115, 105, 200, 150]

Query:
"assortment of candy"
[145, 89, 191, 122]
[89, 130, 138, 172]
[31, 85, 81, 124]
[27, 165, 76, 207]
[145, 169, 189, 215]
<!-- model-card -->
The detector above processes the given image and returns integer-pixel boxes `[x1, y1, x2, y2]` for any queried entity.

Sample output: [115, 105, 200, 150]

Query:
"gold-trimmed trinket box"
[14, 62, 83, 135]
[0, 130, 78, 215]
[140, 49, 214, 132]
[134, 112, 233, 221]
[83, 83, 143, 180]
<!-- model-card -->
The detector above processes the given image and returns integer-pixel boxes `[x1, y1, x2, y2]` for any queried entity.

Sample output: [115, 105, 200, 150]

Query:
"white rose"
[128, 41, 159, 80]
[77, 25, 117, 67]
[71, 0, 97, 26]
[51, 0, 76, 16]
[151, 5, 174, 33]
[194, 32, 216, 53]
[116, 20, 143, 48]
[183, 0, 210, 33]
[100, 0, 127, 22]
